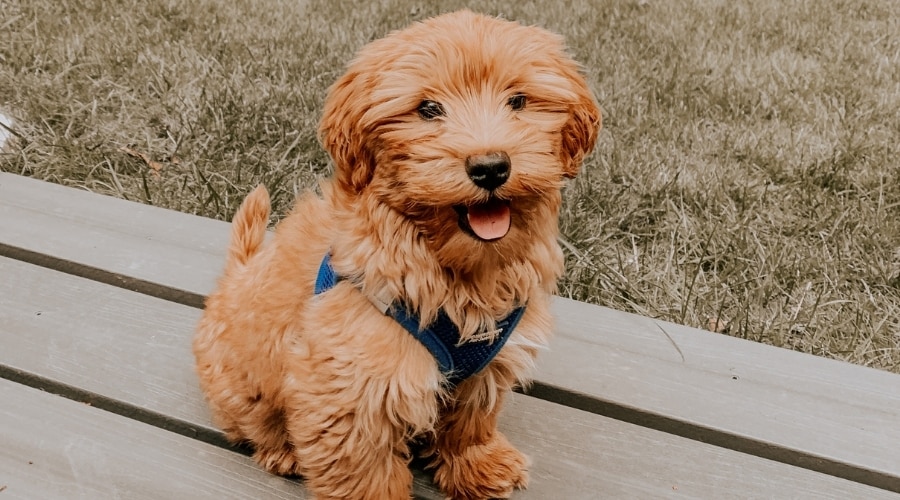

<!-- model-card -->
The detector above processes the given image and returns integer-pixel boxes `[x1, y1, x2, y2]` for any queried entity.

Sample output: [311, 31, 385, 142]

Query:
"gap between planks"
[2, 239, 898, 494]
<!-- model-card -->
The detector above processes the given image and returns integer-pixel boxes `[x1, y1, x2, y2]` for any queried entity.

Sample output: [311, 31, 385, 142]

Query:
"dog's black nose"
[465, 152, 510, 191]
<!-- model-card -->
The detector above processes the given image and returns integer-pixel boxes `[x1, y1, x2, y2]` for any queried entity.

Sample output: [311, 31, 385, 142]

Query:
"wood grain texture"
[2, 172, 900, 492]
[1, 257, 894, 498]
[0, 379, 309, 499]
[0, 172, 226, 300]
[540, 299, 900, 486]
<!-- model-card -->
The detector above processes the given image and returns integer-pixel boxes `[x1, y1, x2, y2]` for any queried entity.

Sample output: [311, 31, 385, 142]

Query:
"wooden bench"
[1, 171, 898, 498]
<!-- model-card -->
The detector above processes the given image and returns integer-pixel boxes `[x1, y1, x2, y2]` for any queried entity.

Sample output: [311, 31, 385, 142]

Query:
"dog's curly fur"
[193, 10, 600, 500]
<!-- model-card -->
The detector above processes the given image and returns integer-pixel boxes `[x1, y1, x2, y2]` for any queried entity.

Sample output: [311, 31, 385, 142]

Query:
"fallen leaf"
[120, 146, 164, 177]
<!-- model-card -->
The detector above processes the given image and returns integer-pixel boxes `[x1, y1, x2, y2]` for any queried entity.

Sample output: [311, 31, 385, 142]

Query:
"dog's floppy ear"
[558, 64, 601, 179]
[318, 66, 378, 194]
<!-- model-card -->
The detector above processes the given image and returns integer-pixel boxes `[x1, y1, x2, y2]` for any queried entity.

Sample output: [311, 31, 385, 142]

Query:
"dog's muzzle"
[457, 152, 513, 241]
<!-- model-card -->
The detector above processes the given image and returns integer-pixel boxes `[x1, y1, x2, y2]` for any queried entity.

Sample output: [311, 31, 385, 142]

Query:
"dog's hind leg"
[195, 354, 302, 476]
[246, 405, 302, 476]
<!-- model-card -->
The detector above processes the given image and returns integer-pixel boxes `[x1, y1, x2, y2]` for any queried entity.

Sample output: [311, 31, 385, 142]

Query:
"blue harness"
[314, 253, 525, 385]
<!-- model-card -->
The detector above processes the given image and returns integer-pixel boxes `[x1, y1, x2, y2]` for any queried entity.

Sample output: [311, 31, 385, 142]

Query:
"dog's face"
[319, 11, 600, 267]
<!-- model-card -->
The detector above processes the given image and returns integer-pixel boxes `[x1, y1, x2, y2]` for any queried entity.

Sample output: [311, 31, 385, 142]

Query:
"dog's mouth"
[454, 199, 511, 242]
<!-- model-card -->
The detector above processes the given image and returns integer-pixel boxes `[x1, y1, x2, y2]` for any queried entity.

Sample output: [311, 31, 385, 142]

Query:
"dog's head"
[319, 10, 600, 263]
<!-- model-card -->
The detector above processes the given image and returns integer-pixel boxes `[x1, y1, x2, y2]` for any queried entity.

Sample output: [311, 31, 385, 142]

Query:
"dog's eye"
[417, 100, 445, 120]
[507, 94, 526, 111]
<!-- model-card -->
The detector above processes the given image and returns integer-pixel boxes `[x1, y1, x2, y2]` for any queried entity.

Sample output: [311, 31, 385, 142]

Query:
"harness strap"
[314, 253, 525, 385]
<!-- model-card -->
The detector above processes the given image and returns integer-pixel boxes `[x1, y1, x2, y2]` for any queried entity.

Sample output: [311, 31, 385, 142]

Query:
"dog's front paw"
[433, 432, 529, 500]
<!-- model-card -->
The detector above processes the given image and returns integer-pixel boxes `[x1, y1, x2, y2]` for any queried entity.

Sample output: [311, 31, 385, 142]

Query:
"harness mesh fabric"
[314, 253, 524, 385]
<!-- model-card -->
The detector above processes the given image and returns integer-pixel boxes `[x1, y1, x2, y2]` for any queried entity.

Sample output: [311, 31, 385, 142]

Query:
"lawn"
[2, 0, 898, 372]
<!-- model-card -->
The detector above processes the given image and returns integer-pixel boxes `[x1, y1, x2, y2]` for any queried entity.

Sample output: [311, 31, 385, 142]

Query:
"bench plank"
[536, 299, 900, 488]
[2, 172, 900, 492]
[1, 379, 309, 499]
[0, 172, 226, 305]
[1, 256, 893, 498]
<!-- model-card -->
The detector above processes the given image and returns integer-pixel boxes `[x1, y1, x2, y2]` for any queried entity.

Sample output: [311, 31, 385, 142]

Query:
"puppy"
[194, 10, 600, 500]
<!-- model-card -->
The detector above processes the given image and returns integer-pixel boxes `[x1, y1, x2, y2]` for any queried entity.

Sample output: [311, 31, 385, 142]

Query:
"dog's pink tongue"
[467, 200, 511, 241]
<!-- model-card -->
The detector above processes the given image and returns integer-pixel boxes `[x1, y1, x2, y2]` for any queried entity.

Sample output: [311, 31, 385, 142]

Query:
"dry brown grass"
[2, 0, 898, 371]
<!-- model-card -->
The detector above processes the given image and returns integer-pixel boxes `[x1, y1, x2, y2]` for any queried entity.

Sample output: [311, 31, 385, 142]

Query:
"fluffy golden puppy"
[194, 10, 600, 500]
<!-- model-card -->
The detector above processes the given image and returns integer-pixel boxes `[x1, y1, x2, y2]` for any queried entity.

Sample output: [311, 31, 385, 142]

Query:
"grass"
[1, 0, 899, 372]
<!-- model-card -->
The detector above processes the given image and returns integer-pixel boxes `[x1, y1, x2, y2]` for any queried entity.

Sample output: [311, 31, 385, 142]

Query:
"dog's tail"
[224, 185, 270, 276]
